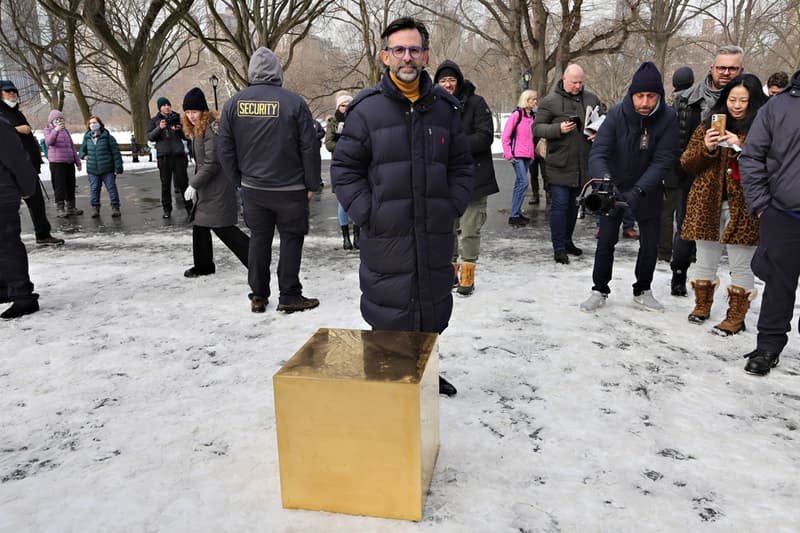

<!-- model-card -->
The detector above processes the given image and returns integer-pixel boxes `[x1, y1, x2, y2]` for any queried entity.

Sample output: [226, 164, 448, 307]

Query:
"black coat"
[589, 94, 679, 220]
[330, 69, 474, 333]
[147, 110, 187, 157]
[0, 101, 42, 173]
[455, 80, 499, 201]
[0, 116, 37, 207]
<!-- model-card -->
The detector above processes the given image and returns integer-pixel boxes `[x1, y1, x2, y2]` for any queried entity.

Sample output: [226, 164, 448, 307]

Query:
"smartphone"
[711, 114, 726, 135]
[568, 114, 580, 124]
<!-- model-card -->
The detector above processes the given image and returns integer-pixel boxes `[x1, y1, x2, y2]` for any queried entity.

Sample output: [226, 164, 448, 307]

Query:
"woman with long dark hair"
[181, 87, 250, 279]
[680, 73, 767, 335]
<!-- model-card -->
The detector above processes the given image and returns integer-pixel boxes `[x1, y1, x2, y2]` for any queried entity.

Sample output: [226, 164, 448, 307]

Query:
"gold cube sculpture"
[273, 328, 440, 521]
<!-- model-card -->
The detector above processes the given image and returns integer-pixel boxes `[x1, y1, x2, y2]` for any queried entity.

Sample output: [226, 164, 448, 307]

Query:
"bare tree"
[175, 0, 335, 90]
[0, 0, 67, 109]
[39, 0, 198, 146]
[629, 0, 721, 74]
[410, 0, 633, 97]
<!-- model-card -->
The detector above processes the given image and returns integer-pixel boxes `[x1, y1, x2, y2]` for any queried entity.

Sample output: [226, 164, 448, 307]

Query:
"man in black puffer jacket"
[331, 17, 473, 396]
[581, 62, 678, 312]
[0, 116, 40, 319]
[434, 60, 498, 297]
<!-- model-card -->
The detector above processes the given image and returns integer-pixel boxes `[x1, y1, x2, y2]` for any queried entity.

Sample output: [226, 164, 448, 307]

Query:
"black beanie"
[672, 66, 694, 91]
[182, 87, 209, 112]
[435, 67, 459, 83]
[628, 62, 664, 97]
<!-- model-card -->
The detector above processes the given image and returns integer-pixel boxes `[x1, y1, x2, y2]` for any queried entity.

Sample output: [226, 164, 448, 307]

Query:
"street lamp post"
[209, 74, 219, 110]
[522, 70, 531, 91]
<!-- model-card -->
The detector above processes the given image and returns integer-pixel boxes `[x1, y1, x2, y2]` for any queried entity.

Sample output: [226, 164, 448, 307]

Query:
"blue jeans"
[337, 202, 349, 226]
[549, 184, 579, 251]
[88, 173, 120, 206]
[510, 158, 531, 217]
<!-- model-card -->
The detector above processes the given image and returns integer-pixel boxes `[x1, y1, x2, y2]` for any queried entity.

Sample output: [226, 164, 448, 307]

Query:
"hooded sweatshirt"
[216, 47, 321, 192]
[43, 110, 81, 166]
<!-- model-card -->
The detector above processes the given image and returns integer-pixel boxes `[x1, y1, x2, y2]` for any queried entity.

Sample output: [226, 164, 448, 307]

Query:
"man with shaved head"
[533, 64, 601, 264]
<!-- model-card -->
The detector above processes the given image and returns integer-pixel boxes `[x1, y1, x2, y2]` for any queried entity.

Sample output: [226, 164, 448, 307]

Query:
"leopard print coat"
[679, 124, 759, 245]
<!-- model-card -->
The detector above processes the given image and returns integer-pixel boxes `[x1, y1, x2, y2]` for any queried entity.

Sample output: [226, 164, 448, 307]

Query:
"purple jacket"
[44, 110, 81, 168]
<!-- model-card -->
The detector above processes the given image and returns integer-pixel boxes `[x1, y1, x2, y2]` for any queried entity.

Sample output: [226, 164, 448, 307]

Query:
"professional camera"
[167, 115, 181, 128]
[576, 177, 627, 217]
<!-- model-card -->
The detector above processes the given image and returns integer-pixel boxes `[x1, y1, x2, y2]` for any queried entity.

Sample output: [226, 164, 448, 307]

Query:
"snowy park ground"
[2, 202, 799, 532]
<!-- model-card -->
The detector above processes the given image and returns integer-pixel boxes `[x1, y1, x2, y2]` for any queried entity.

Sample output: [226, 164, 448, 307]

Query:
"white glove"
[184, 185, 197, 203]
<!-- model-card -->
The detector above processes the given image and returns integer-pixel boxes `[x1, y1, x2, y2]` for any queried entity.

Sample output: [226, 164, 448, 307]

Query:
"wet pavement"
[22, 160, 600, 244]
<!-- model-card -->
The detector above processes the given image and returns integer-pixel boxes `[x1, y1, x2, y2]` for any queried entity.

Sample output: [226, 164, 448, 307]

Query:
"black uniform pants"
[192, 225, 250, 272]
[753, 207, 800, 354]
[49, 162, 77, 206]
[158, 154, 189, 210]
[0, 207, 36, 303]
[670, 186, 696, 271]
[23, 179, 52, 240]
[242, 188, 309, 303]
[592, 208, 659, 295]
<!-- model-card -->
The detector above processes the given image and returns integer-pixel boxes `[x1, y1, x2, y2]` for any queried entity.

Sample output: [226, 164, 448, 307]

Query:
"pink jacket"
[44, 109, 81, 168]
[501, 108, 535, 160]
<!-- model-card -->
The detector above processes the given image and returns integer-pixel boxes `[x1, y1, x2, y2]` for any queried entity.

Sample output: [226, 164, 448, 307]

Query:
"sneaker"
[508, 216, 528, 227]
[439, 376, 457, 397]
[580, 290, 607, 311]
[277, 295, 320, 313]
[251, 297, 267, 313]
[565, 243, 583, 256]
[1, 299, 39, 319]
[36, 236, 65, 246]
[554, 250, 569, 264]
[633, 290, 664, 311]
[743, 349, 780, 376]
[622, 228, 640, 239]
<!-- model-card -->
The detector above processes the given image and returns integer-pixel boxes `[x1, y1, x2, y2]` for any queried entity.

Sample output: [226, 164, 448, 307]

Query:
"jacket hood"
[48, 109, 65, 124]
[555, 79, 584, 100]
[789, 69, 800, 93]
[248, 47, 283, 86]
[434, 60, 464, 93]
[621, 92, 664, 123]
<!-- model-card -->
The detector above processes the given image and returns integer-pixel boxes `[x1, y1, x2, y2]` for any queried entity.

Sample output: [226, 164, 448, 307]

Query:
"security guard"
[217, 47, 322, 314]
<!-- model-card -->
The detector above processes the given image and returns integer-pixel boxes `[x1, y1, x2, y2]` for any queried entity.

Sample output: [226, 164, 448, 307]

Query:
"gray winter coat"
[533, 81, 600, 187]
[740, 70, 800, 216]
[189, 118, 239, 228]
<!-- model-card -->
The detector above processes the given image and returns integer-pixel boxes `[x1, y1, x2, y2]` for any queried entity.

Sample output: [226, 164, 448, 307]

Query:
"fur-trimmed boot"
[713, 285, 756, 336]
[341, 225, 353, 250]
[452, 262, 459, 288]
[458, 261, 475, 296]
[688, 278, 718, 323]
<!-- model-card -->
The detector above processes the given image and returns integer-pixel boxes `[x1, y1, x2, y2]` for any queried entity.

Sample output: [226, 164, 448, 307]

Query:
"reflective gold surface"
[274, 328, 440, 521]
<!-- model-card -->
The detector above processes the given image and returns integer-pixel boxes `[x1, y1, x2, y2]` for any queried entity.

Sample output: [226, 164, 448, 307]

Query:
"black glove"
[623, 186, 645, 209]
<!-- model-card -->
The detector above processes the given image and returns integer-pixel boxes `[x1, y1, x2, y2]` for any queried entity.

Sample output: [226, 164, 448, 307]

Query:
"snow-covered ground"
[2, 222, 798, 532]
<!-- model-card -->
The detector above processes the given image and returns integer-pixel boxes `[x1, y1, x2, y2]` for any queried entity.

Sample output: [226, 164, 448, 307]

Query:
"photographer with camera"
[148, 96, 191, 219]
[580, 62, 679, 312]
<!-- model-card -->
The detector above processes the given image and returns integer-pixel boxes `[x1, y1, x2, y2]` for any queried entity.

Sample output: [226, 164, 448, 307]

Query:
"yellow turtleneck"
[389, 71, 420, 103]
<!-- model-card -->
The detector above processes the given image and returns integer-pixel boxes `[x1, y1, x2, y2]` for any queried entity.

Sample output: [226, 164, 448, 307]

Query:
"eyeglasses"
[384, 46, 426, 59]
[714, 66, 741, 73]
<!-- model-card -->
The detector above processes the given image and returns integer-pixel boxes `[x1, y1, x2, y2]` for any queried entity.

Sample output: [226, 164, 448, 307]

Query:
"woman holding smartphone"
[679, 74, 766, 335]
[44, 110, 82, 217]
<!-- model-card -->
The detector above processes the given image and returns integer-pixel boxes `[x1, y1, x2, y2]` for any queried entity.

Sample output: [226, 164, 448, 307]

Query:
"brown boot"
[458, 262, 475, 296]
[452, 262, 459, 288]
[688, 278, 718, 323]
[713, 286, 756, 336]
